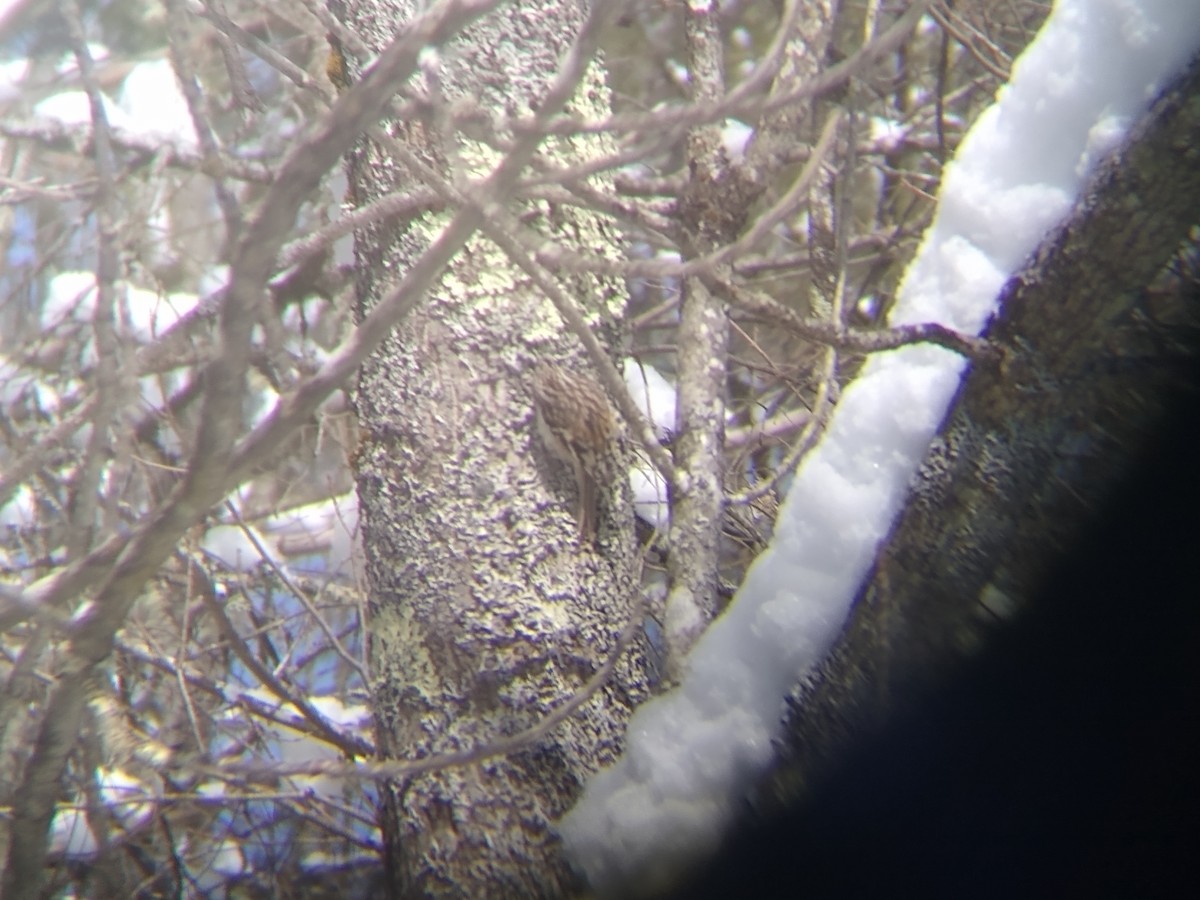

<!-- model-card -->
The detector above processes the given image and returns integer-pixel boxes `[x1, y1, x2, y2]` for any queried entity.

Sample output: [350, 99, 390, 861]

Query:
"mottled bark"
[771, 52, 1200, 798]
[665, 0, 736, 675]
[333, 0, 648, 895]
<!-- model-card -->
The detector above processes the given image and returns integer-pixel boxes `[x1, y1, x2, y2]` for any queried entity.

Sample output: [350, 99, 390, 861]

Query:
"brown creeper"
[529, 362, 617, 544]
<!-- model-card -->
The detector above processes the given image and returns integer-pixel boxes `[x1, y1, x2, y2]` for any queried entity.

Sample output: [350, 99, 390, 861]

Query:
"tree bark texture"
[664, 0, 737, 675]
[770, 52, 1200, 799]
[333, 1, 648, 895]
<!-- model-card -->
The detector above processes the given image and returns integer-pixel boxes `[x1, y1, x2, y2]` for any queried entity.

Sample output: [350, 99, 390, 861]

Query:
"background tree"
[2, 0, 1194, 897]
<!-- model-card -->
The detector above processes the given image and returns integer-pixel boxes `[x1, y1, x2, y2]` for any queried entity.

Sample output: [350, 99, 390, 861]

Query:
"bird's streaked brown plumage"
[529, 363, 617, 545]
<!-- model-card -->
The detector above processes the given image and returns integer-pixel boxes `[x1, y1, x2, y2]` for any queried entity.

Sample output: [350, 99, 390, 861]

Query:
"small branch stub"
[530, 362, 618, 545]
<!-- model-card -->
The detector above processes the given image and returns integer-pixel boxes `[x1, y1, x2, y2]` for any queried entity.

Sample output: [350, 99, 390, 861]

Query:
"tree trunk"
[770, 51, 1200, 805]
[332, 0, 649, 894]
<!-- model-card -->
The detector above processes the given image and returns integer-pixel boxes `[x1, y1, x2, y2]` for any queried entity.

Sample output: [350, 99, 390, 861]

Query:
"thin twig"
[223, 499, 370, 684]
[207, 556, 647, 783]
